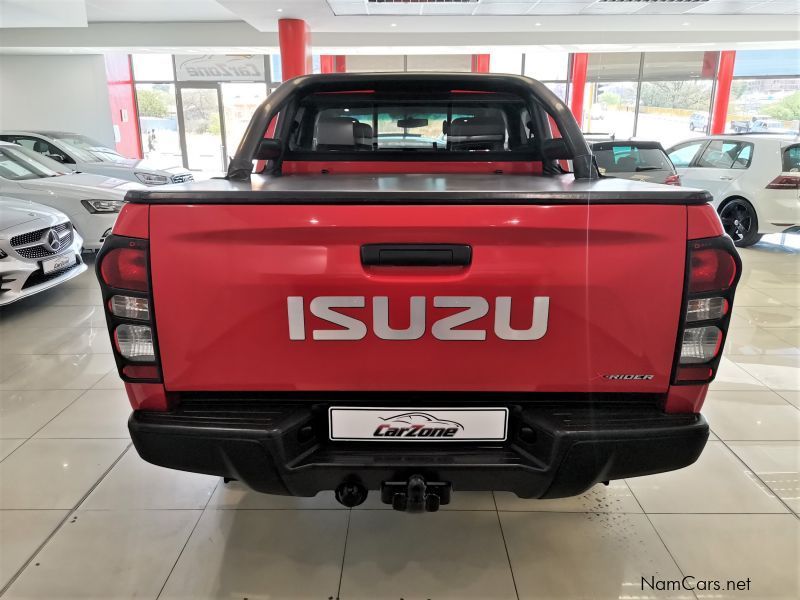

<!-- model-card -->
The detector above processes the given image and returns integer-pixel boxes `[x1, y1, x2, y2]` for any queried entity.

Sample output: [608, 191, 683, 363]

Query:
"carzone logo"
[373, 412, 465, 439]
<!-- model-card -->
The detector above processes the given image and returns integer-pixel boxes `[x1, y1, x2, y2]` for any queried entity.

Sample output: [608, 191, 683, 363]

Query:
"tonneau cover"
[126, 173, 711, 205]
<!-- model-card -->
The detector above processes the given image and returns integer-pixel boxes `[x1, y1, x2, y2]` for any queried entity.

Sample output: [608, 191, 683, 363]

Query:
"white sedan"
[0, 141, 142, 250]
[0, 197, 87, 306]
[0, 130, 193, 186]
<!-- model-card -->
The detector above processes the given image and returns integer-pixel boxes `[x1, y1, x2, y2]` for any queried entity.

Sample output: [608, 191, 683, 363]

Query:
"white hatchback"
[667, 134, 800, 246]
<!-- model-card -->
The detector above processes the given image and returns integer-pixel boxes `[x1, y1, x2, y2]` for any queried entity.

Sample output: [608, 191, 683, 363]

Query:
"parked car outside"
[0, 131, 193, 186]
[591, 141, 680, 185]
[689, 112, 708, 133]
[729, 116, 791, 134]
[667, 134, 800, 246]
[0, 197, 87, 306]
[0, 141, 141, 250]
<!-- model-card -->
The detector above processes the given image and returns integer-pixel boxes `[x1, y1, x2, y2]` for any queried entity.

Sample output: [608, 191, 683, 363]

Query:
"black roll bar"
[226, 72, 597, 181]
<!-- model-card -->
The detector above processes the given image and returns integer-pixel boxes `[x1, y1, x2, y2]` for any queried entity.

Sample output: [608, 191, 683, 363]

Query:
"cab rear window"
[288, 93, 533, 155]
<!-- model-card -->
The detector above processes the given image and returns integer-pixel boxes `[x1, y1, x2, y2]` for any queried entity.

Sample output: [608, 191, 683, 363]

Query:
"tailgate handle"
[361, 244, 472, 267]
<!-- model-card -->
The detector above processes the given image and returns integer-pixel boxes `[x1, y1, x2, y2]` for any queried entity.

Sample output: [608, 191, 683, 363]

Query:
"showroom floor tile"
[0, 240, 798, 599]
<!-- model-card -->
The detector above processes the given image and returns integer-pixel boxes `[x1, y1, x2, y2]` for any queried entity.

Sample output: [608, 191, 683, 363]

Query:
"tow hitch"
[381, 475, 452, 512]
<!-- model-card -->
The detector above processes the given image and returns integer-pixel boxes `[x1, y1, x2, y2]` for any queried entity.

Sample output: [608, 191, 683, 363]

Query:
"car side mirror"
[255, 139, 282, 160]
[541, 138, 572, 160]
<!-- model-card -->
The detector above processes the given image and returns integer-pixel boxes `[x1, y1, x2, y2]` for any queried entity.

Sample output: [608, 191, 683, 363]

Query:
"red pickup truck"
[97, 73, 741, 512]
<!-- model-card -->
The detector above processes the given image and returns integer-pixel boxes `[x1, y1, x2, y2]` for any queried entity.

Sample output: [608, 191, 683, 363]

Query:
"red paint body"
[569, 53, 589, 129]
[104, 54, 142, 159]
[711, 50, 736, 135]
[278, 19, 312, 80]
[147, 203, 687, 394]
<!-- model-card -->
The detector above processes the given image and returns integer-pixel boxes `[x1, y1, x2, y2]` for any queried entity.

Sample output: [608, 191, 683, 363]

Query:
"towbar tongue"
[381, 475, 452, 513]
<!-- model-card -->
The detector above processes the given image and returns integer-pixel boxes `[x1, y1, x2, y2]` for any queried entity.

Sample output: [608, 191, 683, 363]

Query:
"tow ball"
[381, 475, 452, 513]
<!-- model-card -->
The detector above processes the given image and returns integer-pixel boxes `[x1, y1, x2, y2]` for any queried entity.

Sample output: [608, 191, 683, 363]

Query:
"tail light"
[96, 236, 162, 383]
[766, 174, 800, 189]
[673, 236, 741, 384]
[664, 174, 681, 186]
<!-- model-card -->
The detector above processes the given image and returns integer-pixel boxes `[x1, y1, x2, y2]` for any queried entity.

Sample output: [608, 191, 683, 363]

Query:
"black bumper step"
[130, 399, 708, 500]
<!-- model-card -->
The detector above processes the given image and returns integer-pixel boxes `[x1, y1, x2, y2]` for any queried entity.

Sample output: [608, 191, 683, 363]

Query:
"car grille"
[10, 222, 73, 259]
[21, 255, 82, 290]
[171, 174, 194, 183]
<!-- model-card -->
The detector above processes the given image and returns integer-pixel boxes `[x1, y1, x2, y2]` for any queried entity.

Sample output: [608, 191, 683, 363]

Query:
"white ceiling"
[0, 0, 797, 54]
[0, 0, 87, 28]
[84, 0, 240, 23]
[326, 0, 800, 17]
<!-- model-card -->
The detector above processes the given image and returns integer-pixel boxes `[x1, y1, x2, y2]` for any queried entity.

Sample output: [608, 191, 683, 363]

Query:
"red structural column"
[104, 53, 142, 159]
[471, 54, 490, 73]
[569, 53, 589, 129]
[334, 55, 347, 73]
[320, 55, 335, 74]
[278, 18, 311, 80]
[710, 50, 736, 135]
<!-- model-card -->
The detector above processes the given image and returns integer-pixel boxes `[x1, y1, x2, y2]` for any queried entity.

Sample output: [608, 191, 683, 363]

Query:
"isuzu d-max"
[96, 73, 741, 512]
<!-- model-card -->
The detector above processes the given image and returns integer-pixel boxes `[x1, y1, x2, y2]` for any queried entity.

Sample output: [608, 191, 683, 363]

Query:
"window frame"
[695, 139, 755, 170]
[667, 139, 709, 169]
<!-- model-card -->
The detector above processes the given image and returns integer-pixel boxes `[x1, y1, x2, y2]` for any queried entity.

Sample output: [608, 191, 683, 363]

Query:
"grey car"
[0, 131, 193, 186]
[591, 141, 681, 186]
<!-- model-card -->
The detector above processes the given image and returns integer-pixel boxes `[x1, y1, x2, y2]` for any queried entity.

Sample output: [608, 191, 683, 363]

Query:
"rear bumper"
[129, 399, 708, 500]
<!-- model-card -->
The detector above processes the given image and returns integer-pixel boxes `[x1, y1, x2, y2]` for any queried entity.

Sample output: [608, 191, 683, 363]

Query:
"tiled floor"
[0, 238, 798, 600]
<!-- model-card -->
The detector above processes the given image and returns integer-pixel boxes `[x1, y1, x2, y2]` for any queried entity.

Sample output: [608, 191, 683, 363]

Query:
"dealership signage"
[175, 55, 265, 82]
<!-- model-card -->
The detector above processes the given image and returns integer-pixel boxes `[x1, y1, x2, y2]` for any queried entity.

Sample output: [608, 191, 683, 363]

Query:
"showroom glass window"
[637, 52, 718, 147]
[132, 54, 182, 165]
[524, 50, 570, 102]
[584, 53, 642, 140]
[726, 50, 800, 135]
[132, 53, 275, 170]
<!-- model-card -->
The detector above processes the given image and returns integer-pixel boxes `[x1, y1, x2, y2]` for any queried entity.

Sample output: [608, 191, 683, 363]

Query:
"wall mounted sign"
[175, 55, 266, 82]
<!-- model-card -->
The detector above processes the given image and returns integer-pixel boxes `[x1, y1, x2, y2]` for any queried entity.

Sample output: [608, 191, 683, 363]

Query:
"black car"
[591, 141, 680, 186]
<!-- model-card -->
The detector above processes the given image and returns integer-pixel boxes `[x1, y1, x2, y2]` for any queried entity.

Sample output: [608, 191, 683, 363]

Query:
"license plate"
[329, 407, 508, 442]
[42, 252, 75, 275]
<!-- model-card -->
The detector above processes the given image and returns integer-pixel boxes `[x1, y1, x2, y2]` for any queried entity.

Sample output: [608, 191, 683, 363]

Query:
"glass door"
[221, 82, 268, 158]
[177, 84, 227, 172]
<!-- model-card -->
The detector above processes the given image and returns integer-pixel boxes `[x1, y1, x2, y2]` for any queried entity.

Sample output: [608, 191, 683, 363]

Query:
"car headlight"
[81, 199, 125, 214]
[135, 172, 169, 185]
[0, 249, 7, 259]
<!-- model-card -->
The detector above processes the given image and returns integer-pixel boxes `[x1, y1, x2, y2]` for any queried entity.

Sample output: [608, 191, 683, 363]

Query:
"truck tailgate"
[149, 203, 686, 393]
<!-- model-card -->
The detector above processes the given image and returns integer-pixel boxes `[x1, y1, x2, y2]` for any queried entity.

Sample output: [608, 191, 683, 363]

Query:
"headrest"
[447, 116, 505, 142]
[33, 140, 50, 153]
[316, 116, 358, 148]
[354, 122, 373, 146]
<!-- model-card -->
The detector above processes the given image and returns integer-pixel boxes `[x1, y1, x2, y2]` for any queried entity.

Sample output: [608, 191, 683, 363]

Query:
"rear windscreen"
[593, 145, 673, 173]
[288, 94, 533, 154]
[783, 145, 800, 172]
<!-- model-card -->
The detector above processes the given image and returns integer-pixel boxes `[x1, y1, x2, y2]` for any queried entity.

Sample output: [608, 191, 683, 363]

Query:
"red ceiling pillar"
[710, 50, 736, 135]
[471, 54, 490, 73]
[278, 18, 311, 80]
[334, 55, 347, 73]
[569, 53, 589, 129]
[103, 54, 141, 159]
[320, 55, 335, 74]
